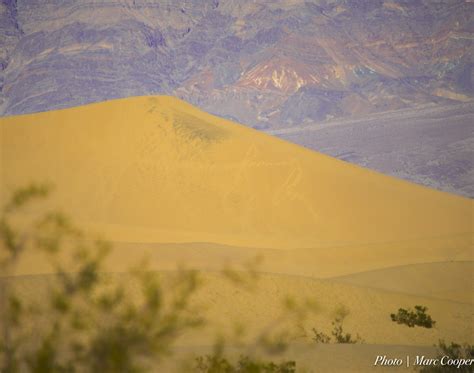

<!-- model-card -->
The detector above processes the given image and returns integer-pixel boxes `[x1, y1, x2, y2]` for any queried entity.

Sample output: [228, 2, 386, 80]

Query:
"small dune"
[4, 271, 471, 371]
[331, 261, 474, 304]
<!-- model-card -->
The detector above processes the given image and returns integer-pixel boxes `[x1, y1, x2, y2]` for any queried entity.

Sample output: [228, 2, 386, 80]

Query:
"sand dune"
[169, 344, 438, 373]
[1, 96, 473, 370]
[1, 96, 471, 250]
[7, 271, 473, 348]
[1, 96, 472, 288]
[331, 261, 474, 304]
[9, 235, 472, 279]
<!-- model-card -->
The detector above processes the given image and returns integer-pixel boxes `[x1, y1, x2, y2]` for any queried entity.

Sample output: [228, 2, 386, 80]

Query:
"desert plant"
[311, 329, 331, 344]
[331, 315, 362, 344]
[311, 306, 363, 344]
[391, 305, 436, 328]
[1, 184, 320, 372]
[0, 184, 204, 372]
[195, 354, 296, 373]
[418, 340, 474, 372]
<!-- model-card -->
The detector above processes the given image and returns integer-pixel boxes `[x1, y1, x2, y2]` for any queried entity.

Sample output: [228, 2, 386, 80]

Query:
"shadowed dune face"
[0, 96, 472, 253]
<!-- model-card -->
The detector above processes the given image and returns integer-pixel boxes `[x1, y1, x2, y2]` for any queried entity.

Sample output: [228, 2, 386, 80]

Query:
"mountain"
[1, 0, 472, 126]
[272, 102, 474, 197]
[1, 0, 472, 197]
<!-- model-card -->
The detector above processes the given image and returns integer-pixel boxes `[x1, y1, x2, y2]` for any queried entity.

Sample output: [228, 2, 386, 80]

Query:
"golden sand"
[1, 96, 473, 370]
[1, 96, 471, 248]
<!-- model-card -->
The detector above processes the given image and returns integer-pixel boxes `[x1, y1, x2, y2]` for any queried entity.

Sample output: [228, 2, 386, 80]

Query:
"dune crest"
[1, 96, 471, 253]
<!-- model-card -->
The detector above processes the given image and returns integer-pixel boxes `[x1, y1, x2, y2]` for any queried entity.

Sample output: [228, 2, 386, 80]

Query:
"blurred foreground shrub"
[0, 184, 203, 372]
[0, 185, 306, 372]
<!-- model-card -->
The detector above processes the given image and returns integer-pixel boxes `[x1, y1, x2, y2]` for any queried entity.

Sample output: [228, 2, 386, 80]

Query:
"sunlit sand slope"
[331, 261, 474, 304]
[9, 271, 470, 371]
[1, 96, 471, 253]
[8, 272, 474, 347]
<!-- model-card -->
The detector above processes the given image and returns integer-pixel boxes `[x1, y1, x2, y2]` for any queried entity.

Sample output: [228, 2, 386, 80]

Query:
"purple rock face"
[254, 27, 283, 45]
[0, 0, 473, 196]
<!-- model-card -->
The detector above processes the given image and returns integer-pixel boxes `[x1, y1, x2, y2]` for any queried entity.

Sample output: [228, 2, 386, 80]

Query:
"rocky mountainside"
[273, 102, 474, 197]
[1, 0, 473, 128]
